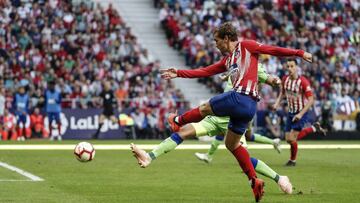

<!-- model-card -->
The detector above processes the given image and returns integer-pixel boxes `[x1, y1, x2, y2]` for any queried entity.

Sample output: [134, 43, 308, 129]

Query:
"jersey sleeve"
[242, 40, 305, 57]
[177, 57, 227, 78]
[257, 63, 268, 84]
[301, 76, 313, 98]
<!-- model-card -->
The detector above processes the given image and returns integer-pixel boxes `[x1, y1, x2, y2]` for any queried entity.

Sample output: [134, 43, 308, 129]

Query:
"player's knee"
[199, 102, 213, 116]
[286, 137, 295, 143]
[245, 131, 251, 140]
[225, 140, 236, 151]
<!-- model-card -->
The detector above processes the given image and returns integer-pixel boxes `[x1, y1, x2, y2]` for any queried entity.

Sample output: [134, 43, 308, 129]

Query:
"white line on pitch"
[0, 144, 359, 150]
[0, 179, 34, 182]
[0, 162, 44, 181]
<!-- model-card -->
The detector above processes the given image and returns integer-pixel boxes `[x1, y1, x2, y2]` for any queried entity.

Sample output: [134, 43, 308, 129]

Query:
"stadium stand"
[0, 0, 188, 139]
[156, 0, 359, 131]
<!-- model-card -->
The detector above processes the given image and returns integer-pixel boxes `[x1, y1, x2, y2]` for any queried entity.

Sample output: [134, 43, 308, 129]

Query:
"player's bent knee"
[225, 139, 238, 151]
[199, 102, 213, 116]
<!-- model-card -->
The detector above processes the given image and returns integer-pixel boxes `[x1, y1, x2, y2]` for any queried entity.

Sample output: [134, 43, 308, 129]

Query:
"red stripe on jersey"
[283, 75, 312, 113]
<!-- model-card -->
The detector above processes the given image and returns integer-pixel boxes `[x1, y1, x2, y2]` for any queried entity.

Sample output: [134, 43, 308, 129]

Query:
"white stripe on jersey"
[295, 79, 302, 113]
[245, 80, 252, 94]
[235, 48, 251, 91]
[252, 85, 258, 97]
[236, 86, 243, 93]
[234, 46, 243, 88]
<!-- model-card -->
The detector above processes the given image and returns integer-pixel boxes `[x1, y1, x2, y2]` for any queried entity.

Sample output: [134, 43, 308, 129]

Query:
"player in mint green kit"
[195, 63, 281, 164]
[131, 64, 293, 194]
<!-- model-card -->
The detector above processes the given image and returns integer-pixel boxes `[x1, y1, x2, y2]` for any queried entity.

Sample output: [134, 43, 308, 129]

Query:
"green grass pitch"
[0, 140, 359, 203]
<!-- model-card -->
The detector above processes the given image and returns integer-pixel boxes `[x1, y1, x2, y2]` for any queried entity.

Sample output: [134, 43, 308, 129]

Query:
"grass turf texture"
[0, 141, 359, 202]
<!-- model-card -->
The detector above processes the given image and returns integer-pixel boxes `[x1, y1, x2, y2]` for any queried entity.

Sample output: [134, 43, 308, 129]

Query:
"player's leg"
[16, 116, 22, 140]
[93, 114, 106, 139]
[216, 92, 264, 201]
[55, 113, 62, 141]
[285, 130, 299, 166]
[297, 122, 326, 140]
[18, 115, 26, 141]
[251, 157, 292, 194]
[225, 129, 264, 202]
[193, 116, 227, 163]
[245, 123, 281, 153]
[49, 113, 54, 140]
[131, 123, 197, 168]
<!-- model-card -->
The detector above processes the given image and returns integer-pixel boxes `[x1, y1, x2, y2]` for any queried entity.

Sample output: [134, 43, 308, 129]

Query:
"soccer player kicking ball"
[134, 22, 311, 202]
[131, 65, 292, 194]
[273, 59, 326, 167]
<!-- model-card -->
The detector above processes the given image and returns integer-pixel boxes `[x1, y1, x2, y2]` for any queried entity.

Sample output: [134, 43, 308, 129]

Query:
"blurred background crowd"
[155, 0, 360, 132]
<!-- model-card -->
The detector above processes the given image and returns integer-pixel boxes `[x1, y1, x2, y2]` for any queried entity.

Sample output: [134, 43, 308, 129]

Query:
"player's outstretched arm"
[161, 58, 227, 80]
[243, 40, 313, 63]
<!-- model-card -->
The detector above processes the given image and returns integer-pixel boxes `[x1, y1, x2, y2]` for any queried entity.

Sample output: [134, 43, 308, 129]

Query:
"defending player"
[131, 64, 293, 195]
[153, 22, 311, 201]
[273, 59, 326, 166]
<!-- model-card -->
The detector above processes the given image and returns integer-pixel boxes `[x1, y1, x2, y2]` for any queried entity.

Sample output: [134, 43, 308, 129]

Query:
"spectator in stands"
[30, 107, 47, 139]
[1, 109, 17, 140]
[265, 104, 281, 138]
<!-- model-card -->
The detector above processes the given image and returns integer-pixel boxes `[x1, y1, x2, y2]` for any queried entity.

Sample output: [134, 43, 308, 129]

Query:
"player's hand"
[271, 76, 281, 87]
[292, 113, 303, 122]
[302, 52, 313, 63]
[160, 68, 178, 80]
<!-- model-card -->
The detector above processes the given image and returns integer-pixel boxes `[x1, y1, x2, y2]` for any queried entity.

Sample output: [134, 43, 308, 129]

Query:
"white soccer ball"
[74, 142, 95, 162]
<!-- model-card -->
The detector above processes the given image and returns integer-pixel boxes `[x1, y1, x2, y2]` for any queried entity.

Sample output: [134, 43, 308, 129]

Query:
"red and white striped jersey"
[177, 39, 305, 99]
[282, 75, 313, 113]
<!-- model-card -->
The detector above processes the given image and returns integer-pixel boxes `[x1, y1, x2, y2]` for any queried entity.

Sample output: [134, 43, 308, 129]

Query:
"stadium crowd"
[0, 0, 188, 140]
[156, 0, 360, 131]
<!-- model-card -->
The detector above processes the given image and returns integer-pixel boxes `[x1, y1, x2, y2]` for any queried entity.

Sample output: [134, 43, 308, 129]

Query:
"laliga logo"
[68, 115, 119, 132]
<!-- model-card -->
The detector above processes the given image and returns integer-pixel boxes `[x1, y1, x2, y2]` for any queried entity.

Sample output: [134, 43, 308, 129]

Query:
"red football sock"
[297, 127, 314, 140]
[290, 141, 298, 161]
[178, 107, 204, 126]
[232, 145, 257, 180]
